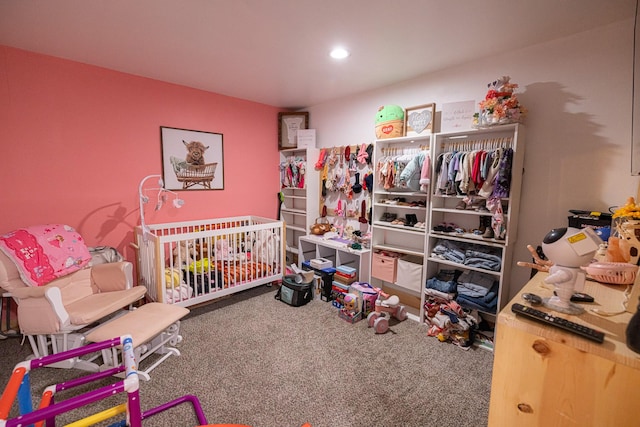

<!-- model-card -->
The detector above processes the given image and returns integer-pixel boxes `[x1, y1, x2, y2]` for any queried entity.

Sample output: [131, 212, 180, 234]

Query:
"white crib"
[133, 216, 284, 307]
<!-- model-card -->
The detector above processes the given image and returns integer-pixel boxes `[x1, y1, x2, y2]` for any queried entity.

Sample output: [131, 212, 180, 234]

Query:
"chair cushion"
[86, 303, 189, 348]
[0, 224, 91, 287]
[65, 287, 146, 325]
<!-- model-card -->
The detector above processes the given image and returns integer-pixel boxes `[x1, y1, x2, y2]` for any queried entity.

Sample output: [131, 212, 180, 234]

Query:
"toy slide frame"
[0, 335, 208, 427]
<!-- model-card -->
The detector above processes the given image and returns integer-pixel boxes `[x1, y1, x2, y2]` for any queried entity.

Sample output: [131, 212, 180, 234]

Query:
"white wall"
[308, 19, 640, 299]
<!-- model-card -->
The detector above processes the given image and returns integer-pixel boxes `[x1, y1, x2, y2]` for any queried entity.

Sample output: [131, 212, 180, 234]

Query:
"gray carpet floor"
[0, 285, 495, 426]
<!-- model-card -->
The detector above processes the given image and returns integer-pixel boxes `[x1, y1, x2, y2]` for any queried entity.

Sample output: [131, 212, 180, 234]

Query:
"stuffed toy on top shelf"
[375, 105, 404, 139]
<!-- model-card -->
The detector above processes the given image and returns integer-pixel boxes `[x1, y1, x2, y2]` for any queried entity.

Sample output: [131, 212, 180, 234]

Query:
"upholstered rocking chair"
[0, 225, 146, 371]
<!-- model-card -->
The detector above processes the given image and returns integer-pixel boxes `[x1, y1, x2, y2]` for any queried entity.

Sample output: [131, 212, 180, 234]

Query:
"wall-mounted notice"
[297, 129, 316, 148]
[441, 101, 475, 133]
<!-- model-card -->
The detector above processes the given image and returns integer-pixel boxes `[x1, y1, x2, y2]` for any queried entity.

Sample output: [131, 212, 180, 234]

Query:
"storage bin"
[395, 256, 423, 293]
[371, 251, 399, 283]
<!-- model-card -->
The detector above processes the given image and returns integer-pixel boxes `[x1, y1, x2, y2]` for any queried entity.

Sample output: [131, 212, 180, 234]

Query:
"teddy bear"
[173, 240, 196, 267]
[215, 238, 233, 260]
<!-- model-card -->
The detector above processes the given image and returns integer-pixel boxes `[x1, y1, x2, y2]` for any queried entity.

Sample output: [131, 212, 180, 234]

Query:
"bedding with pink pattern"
[0, 224, 92, 287]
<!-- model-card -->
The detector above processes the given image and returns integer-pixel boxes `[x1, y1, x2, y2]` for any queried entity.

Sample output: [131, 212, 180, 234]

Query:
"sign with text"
[297, 129, 316, 148]
[441, 101, 475, 133]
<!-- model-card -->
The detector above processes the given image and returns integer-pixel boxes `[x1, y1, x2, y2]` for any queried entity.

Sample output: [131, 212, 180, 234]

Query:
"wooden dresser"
[488, 272, 640, 427]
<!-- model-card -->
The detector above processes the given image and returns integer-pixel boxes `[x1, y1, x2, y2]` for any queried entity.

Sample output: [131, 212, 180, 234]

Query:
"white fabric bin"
[395, 256, 423, 292]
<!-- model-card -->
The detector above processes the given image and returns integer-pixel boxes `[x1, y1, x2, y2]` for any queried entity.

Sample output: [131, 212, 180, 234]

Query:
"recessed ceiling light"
[330, 47, 350, 59]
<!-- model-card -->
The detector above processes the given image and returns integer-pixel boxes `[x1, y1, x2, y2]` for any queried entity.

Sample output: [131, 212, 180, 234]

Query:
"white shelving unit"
[279, 146, 318, 265]
[298, 235, 371, 279]
[369, 134, 432, 315]
[424, 123, 525, 321]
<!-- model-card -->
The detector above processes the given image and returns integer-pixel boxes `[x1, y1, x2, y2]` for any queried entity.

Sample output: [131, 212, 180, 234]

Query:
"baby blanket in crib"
[0, 224, 91, 287]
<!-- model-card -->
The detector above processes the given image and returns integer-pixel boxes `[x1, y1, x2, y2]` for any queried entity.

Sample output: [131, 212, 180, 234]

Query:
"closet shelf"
[430, 231, 507, 248]
[426, 256, 502, 278]
[372, 222, 426, 234]
[373, 244, 425, 258]
[433, 194, 511, 202]
[285, 224, 307, 233]
[281, 208, 306, 215]
[375, 134, 431, 144]
[282, 194, 306, 200]
[431, 208, 493, 216]
[286, 245, 300, 255]
[374, 203, 427, 211]
[375, 190, 428, 197]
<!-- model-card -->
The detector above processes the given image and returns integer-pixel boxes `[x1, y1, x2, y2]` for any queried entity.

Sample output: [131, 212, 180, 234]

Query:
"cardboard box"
[311, 258, 333, 269]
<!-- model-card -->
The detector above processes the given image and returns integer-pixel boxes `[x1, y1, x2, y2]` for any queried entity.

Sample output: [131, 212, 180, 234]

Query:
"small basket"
[581, 262, 638, 285]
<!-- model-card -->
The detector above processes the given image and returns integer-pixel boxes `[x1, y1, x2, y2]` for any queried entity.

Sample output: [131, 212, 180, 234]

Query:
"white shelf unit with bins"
[279, 146, 318, 264]
[424, 123, 525, 322]
[298, 235, 371, 280]
[370, 134, 432, 316]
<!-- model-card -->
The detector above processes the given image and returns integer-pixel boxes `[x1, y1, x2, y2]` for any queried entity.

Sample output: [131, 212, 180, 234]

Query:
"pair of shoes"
[455, 200, 467, 210]
[468, 198, 487, 211]
[404, 214, 418, 227]
[414, 222, 426, 229]
[391, 218, 406, 225]
[381, 212, 397, 222]
[433, 222, 455, 232]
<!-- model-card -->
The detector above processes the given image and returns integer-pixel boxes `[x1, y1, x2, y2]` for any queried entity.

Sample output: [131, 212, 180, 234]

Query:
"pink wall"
[0, 46, 282, 261]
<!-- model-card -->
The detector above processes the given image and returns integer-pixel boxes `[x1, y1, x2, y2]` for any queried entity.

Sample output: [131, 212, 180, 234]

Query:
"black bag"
[275, 275, 313, 307]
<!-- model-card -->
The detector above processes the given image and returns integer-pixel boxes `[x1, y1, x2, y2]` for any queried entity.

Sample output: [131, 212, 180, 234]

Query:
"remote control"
[511, 303, 605, 343]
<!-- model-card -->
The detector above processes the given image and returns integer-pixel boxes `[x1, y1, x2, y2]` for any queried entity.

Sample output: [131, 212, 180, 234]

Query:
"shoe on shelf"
[405, 213, 418, 227]
[482, 227, 494, 239]
[381, 212, 397, 222]
[455, 200, 467, 210]
[469, 198, 488, 211]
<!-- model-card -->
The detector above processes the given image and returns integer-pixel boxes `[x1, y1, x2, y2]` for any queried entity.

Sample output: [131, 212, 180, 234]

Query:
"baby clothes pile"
[423, 270, 478, 348]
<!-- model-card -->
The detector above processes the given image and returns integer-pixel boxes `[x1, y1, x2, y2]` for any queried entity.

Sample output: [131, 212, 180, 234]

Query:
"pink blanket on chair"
[0, 224, 91, 287]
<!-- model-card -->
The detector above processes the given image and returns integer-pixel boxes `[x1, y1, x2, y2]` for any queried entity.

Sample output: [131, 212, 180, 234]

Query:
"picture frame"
[160, 126, 224, 191]
[278, 112, 309, 150]
[404, 103, 435, 136]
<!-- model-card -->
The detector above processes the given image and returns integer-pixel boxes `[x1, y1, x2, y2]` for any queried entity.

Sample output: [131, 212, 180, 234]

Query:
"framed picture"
[278, 112, 309, 149]
[404, 103, 435, 136]
[160, 126, 224, 191]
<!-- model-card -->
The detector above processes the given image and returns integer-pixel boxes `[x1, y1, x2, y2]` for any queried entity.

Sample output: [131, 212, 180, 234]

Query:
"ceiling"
[0, 0, 635, 109]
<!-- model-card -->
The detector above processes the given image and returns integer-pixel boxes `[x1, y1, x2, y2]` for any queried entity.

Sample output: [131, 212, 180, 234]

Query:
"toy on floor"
[0, 335, 208, 427]
[339, 293, 362, 323]
[366, 287, 408, 334]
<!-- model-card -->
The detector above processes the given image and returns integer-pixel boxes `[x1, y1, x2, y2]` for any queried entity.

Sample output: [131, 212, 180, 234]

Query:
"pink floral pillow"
[0, 224, 91, 287]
